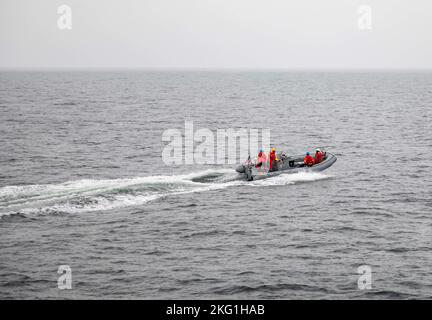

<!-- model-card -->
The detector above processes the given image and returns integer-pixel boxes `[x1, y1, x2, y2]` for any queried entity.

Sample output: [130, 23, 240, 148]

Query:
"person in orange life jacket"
[304, 151, 315, 166]
[256, 149, 267, 168]
[269, 148, 279, 171]
[314, 148, 323, 164]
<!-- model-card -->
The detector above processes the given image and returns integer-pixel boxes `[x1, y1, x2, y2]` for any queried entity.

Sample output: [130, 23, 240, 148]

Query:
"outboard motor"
[236, 155, 254, 180]
[244, 165, 253, 181]
[236, 163, 254, 180]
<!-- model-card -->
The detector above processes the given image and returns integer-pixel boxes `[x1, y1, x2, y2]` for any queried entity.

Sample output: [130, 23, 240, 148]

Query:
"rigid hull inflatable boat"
[236, 152, 337, 181]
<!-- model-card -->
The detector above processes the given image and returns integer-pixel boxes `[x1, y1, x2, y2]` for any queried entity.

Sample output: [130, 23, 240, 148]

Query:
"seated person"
[304, 152, 315, 166]
[314, 148, 323, 164]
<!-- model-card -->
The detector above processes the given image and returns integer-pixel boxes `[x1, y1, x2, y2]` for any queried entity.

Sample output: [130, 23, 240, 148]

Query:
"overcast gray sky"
[1, 0, 431, 69]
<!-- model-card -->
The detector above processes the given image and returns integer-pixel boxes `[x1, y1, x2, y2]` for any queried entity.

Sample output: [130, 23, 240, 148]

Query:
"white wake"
[0, 170, 328, 218]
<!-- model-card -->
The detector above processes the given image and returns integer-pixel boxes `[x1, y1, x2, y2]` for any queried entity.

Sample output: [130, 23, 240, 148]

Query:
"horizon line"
[1, 67, 432, 72]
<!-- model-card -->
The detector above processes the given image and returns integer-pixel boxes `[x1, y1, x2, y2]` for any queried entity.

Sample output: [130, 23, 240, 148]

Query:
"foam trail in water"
[0, 170, 328, 218]
[0, 169, 237, 217]
[249, 171, 329, 186]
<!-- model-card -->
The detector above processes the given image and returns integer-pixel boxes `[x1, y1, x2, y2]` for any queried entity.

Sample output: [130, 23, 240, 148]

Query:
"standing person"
[304, 151, 315, 166]
[256, 149, 267, 166]
[269, 148, 277, 171]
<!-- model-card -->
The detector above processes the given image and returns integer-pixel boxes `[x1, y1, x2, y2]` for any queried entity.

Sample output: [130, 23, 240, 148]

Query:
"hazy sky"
[1, 0, 431, 69]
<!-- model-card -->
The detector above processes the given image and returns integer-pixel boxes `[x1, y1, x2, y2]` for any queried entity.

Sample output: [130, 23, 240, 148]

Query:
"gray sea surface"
[0, 71, 431, 299]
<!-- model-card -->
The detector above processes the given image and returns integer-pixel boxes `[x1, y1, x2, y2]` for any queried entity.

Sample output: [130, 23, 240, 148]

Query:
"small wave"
[182, 230, 225, 238]
[365, 290, 418, 299]
[53, 101, 77, 106]
[211, 283, 331, 295]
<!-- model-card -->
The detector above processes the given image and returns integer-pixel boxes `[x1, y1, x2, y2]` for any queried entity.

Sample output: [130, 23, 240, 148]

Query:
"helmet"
[259, 148, 263, 152]
[316, 148, 321, 152]
[306, 152, 310, 155]
[271, 148, 276, 152]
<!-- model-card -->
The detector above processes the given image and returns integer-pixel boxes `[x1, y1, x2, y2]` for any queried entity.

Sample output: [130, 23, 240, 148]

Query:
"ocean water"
[0, 71, 431, 299]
